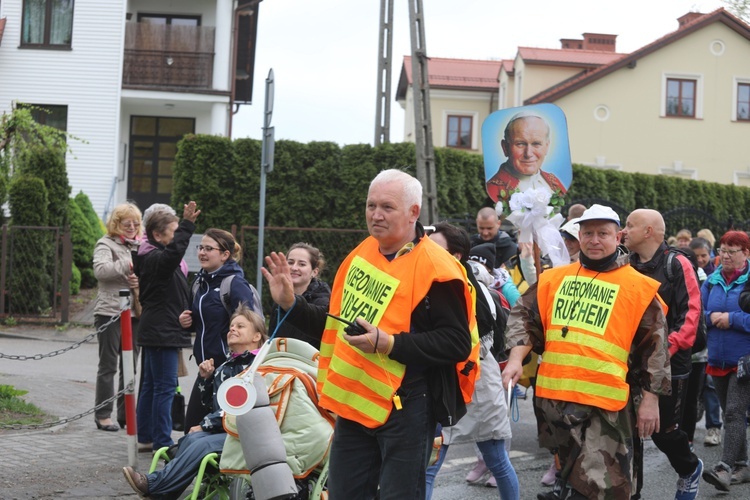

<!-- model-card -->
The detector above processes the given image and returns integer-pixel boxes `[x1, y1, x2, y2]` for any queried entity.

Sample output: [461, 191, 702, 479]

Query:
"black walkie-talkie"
[326, 313, 367, 336]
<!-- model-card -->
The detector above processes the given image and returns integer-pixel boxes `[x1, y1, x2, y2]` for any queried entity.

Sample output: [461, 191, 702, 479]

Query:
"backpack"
[192, 274, 263, 317]
[220, 338, 335, 484]
[664, 248, 707, 354]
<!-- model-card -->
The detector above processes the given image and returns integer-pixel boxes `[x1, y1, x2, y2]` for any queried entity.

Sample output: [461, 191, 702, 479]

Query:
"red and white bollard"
[120, 289, 137, 467]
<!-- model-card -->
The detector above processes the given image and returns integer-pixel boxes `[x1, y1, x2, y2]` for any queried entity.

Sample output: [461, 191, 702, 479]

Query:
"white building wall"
[0, 0, 127, 218]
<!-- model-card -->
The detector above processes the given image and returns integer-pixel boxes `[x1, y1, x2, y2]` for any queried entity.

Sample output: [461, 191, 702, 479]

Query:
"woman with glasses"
[178, 228, 261, 431]
[701, 231, 750, 491]
[92, 202, 142, 432]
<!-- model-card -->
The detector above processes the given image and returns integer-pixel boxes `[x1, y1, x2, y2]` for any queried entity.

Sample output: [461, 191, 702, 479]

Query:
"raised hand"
[183, 201, 201, 223]
[261, 252, 295, 310]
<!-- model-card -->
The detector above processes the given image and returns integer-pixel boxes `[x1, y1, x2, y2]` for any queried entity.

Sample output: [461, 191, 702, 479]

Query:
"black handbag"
[172, 387, 186, 431]
[737, 354, 750, 382]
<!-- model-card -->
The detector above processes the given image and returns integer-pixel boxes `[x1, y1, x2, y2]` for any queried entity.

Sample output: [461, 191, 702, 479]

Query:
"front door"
[127, 116, 195, 210]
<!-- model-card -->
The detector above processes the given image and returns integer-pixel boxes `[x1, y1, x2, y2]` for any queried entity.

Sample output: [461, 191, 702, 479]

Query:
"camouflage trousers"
[536, 397, 635, 500]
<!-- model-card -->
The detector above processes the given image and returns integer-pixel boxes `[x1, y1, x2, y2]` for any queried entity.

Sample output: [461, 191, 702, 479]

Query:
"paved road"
[1, 327, 749, 499]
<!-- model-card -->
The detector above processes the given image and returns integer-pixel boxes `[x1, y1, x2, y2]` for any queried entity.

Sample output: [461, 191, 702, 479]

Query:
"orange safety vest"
[318, 235, 477, 428]
[535, 262, 661, 412]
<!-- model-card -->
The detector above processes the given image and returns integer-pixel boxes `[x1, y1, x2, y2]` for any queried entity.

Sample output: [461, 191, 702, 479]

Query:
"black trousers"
[651, 376, 700, 476]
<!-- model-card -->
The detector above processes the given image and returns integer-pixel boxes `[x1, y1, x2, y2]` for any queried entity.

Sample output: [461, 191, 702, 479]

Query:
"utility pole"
[374, 0, 394, 146]
[407, 0, 438, 224]
[256, 69, 275, 300]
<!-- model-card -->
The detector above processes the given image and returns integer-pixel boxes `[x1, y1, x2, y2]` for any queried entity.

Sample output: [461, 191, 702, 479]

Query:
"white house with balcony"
[0, 0, 260, 217]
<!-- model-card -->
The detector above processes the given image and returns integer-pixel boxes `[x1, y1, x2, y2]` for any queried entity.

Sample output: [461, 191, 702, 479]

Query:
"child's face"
[227, 315, 262, 351]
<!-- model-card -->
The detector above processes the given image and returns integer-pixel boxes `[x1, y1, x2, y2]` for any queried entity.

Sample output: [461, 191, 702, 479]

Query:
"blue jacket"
[702, 263, 750, 368]
[190, 260, 260, 365]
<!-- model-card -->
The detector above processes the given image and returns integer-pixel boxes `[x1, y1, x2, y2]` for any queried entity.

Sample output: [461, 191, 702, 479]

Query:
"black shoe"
[118, 419, 126, 429]
[537, 493, 560, 500]
[95, 419, 119, 432]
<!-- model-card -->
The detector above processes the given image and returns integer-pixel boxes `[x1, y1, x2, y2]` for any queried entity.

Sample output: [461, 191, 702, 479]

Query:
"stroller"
[150, 338, 335, 500]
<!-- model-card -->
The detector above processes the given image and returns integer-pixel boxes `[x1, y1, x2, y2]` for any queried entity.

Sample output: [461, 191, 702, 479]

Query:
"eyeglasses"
[196, 245, 222, 252]
[119, 220, 141, 229]
[718, 248, 743, 256]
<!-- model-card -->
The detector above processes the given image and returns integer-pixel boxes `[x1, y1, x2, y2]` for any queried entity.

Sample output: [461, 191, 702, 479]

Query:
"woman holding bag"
[92, 202, 142, 432]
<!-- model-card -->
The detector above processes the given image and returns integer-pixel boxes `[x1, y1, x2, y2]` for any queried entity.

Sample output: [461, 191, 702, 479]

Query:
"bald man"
[566, 204, 586, 221]
[471, 207, 517, 268]
[622, 209, 704, 499]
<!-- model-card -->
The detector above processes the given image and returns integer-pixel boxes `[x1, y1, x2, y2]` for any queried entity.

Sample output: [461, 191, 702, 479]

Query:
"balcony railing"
[122, 23, 215, 90]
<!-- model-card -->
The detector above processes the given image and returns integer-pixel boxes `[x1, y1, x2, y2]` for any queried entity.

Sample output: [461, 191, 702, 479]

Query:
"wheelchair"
[148, 445, 329, 500]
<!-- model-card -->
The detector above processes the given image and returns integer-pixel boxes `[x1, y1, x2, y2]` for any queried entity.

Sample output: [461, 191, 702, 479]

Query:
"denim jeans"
[137, 346, 178, 449]
[147, 431, 226, 498]
[425, 440, 519, 500]
[704, 374, 723, 429]
[328, 379, 434, 500]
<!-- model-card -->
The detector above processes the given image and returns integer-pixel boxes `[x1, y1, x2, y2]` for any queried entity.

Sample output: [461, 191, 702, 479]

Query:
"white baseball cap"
[573, 204, 620, 227]
[560, 220, 580, 241]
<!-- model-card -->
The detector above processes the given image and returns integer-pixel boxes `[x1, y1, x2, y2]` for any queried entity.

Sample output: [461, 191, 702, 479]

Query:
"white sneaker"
[704, 427, 721, 446]
[465, 458, 488, 484]
[541, 460, 558, 486]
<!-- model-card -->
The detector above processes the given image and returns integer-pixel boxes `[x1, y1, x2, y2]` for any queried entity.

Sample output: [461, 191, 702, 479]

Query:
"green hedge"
[72, 191, 103, 289]
[8, 175, 51, 313]
[16, 145, 71, 229]
[173, 137, 750, 287]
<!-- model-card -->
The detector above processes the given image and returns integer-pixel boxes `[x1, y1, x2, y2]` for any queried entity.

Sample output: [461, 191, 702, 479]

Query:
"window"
[137, 13, 200, 26]
[737, 82, 750, 121]
[666, 78, 696, 117]
[446, 115, 472, 149]
[21, 0, 74, 48]
[21, 103, 68, 131]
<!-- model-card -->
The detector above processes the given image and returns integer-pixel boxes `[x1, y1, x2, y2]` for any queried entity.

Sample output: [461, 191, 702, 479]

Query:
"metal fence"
[0, 225, 72, 321]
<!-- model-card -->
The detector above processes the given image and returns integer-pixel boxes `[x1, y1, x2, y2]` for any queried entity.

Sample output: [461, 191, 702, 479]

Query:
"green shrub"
[72, 191, 102, 288]
[8, 175, 51, 313]
[70, 264, 81, 295]
[69, 198, 96, 269]
[16, 145, 71, 228]
[74, 191, 104, 239]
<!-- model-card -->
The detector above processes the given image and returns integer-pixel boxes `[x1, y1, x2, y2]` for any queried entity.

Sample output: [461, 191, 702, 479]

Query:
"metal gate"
[0, 225, 72, 321]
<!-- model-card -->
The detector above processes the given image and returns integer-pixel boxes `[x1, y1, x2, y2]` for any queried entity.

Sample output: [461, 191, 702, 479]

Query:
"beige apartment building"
[398, 8, 750, 186]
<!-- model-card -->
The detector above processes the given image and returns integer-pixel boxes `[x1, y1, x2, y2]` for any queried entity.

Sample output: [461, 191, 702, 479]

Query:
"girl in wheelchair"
[123, 304, 267, 498]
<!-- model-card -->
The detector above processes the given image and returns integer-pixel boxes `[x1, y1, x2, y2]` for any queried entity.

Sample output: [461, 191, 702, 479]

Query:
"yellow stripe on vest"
[546, 329, 629, 363]
[541, 351, 627, 380]
[536, 375, 628, 402]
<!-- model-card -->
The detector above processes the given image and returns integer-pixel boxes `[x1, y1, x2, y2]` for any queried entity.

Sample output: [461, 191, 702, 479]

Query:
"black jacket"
[134, 219, 194, 349]
[269, 277, 331, 349]
[630, 242, 703, 377]
[198, 349, 257, 432]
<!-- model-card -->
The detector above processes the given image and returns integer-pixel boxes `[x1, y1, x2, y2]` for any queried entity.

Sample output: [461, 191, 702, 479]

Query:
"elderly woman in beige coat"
[92, 202, 142, 431]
